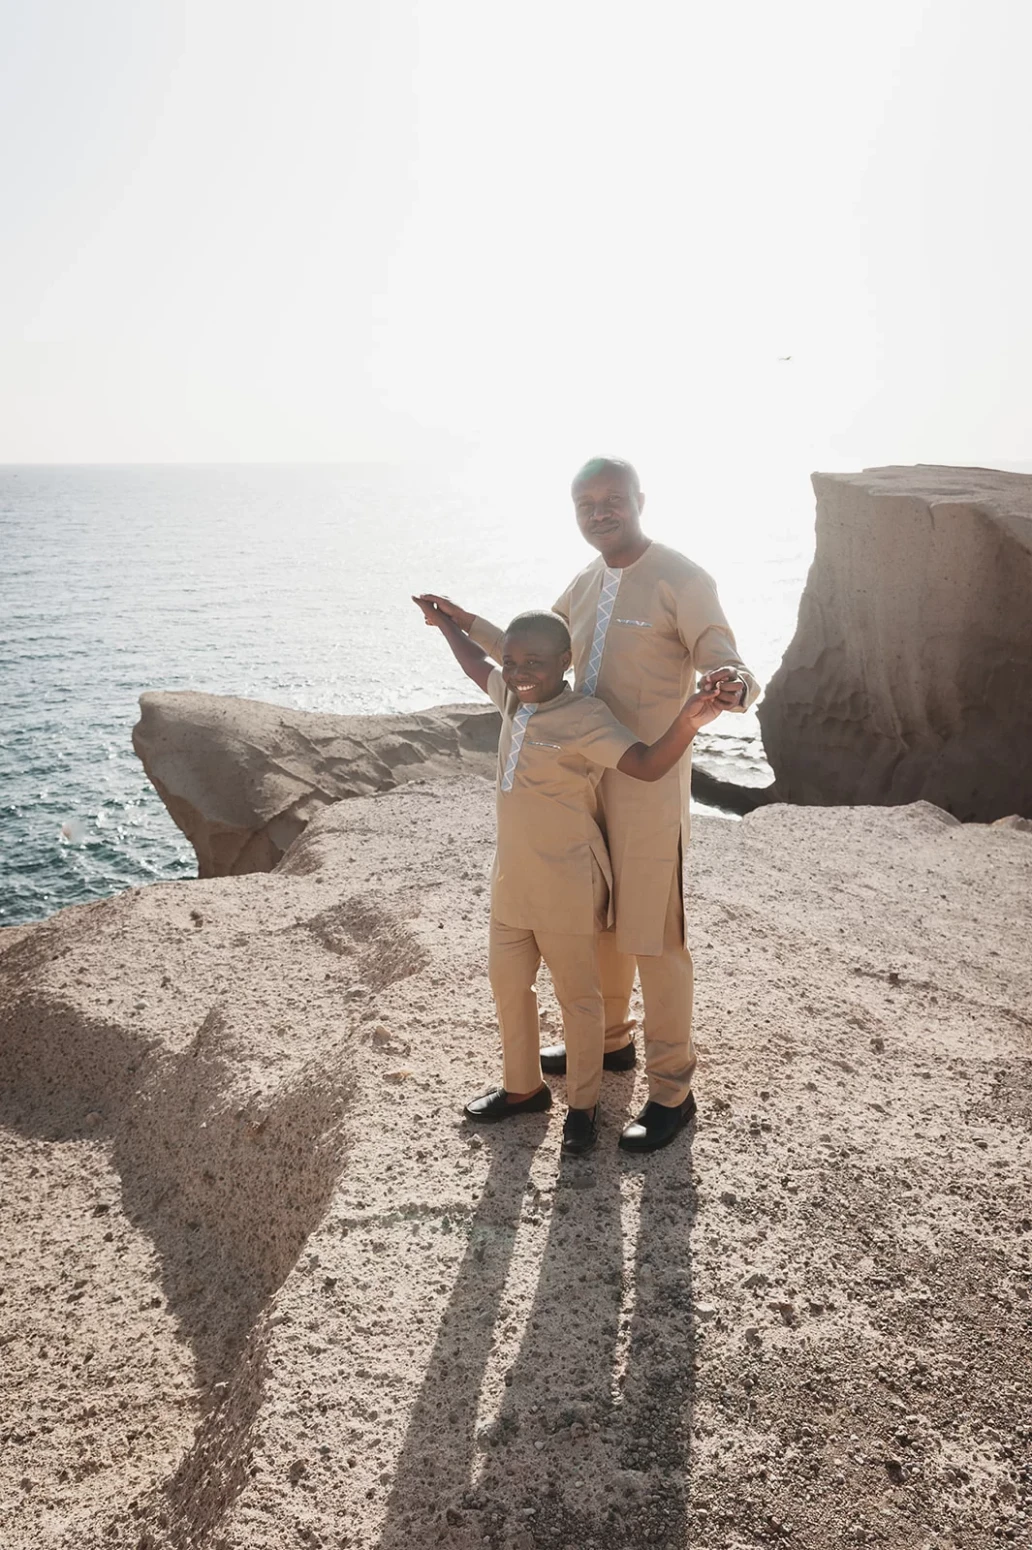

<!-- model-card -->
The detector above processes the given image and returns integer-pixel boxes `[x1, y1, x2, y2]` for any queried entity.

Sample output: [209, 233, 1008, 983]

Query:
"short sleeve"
[485, 667, 508, 712]
[571, 698, 639, 770]
[551, 586, 572, 626]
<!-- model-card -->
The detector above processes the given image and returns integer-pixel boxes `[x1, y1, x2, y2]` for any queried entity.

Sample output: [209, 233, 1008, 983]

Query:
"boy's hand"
[683, 687, 723, 729]
[411, 595, 493, 694]
[414, 594, 475, 633]
[412, 595, 446, 629]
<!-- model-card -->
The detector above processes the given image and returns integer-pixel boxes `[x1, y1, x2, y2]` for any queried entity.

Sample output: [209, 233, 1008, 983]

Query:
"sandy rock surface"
[759, 466, 1032, 821]
[132, 692, 500, 877]
[2, 788, 1030, 1549]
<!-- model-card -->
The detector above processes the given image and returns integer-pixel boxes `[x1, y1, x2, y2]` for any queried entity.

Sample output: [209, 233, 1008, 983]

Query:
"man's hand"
[413, 594, 475, 633]
[699, 665, 747, 709]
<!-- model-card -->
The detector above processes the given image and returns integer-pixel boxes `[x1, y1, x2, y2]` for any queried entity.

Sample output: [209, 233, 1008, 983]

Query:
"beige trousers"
[489, 919, 606, 1111]
[596, 868, 696, 1106]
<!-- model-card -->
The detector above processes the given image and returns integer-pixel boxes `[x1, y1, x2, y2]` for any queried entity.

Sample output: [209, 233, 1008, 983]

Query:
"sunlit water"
[0, 464, 813, 925]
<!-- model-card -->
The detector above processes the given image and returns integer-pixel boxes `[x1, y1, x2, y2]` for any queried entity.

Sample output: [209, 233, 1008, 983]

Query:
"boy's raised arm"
[412, 597, 494, 694]
[616, 686, 722, 783]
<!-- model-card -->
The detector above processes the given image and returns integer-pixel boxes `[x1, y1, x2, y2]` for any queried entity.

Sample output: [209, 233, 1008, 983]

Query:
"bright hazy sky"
[2, 0, 1030, 480]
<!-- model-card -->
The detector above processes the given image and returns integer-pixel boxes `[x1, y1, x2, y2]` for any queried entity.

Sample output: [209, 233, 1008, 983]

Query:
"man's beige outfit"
[484, 668, 637, 1110]
[472, 541, 758, 1106]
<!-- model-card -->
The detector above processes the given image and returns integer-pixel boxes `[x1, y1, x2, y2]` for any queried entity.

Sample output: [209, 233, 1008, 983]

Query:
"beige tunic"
[485, 669, 637, 937]
[473, 541, 757, 956]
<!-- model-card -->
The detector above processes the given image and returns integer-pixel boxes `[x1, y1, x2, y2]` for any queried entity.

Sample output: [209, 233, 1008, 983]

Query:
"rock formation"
[132, 691, 500, 876]
[759, 465, 1032, 820]
[3, 785, 1030, 1547]
[134, 692, 766, 880]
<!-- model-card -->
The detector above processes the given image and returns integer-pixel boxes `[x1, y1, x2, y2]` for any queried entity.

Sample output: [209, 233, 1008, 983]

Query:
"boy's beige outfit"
[472, 541, 758, 1107]
[484, 668, 637, 1110]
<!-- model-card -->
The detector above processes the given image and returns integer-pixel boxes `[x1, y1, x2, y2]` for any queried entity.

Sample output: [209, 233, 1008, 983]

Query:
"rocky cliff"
[132, 691, 500, 876]
[758, 465, 1032, 820]
[2, 785, 1030, 1548]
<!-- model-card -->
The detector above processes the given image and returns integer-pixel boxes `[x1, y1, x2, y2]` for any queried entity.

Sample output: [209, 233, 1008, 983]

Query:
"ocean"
[0, 464, 813, 926]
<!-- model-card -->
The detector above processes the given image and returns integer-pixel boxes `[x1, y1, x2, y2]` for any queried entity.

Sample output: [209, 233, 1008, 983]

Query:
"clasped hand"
[412, 593, 474, 632]
[698, 665, 747, 709]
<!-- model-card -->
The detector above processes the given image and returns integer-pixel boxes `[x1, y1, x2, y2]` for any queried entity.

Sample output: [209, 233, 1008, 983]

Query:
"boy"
[412, 597, 723, 1155]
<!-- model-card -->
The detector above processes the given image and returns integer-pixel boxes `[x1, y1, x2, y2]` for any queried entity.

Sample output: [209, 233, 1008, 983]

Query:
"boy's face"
[501, 628, 571, 704]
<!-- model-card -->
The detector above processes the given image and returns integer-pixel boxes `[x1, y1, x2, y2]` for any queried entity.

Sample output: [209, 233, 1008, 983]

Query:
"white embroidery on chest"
[582, 565, 622, 695]
[500, 703, 538, 791]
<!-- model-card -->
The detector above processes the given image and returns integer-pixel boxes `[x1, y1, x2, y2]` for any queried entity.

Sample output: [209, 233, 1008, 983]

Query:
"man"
[420, 456, 757, 1152]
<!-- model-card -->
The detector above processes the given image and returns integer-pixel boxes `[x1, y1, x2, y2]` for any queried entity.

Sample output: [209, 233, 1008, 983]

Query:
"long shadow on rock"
[611, 1130, 697, 1549]
[473, 1138, 625, 1549]
[376, 1096, 697, 1550]
[375, 1121, 548, 1550]
[0, 984, 352, 1550]
[492, 1122, 696, 1549]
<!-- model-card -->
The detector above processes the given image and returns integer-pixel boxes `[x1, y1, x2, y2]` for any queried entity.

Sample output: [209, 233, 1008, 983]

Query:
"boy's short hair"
[504, 610, 572, 654]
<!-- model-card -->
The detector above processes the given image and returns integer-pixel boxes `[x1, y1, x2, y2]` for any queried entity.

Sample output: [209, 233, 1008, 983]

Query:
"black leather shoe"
[539, 1040, 637, 1076]
[618, 1091, 697, 1153]
[463, 1086, 552, 1123]
[561, 1105, 600, 1156]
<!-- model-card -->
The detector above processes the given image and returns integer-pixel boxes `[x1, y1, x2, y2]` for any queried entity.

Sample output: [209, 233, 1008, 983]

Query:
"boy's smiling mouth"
[510, 676, 552, 700]
[506, 675, 557, 703]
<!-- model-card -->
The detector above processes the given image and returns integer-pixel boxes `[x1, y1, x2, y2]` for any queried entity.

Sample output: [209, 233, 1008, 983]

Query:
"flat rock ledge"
[132, 691, 501, 877]
[760, 465, 1032, 821]
[2, 791, 1030, 1549]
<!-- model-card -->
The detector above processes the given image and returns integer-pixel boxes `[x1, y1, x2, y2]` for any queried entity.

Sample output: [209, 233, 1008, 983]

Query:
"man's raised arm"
[469, 615, 505, 662]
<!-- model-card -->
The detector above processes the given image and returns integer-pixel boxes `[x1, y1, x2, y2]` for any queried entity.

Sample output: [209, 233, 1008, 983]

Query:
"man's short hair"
[504, 610, 572, 653]
[571, 456, 641, 495]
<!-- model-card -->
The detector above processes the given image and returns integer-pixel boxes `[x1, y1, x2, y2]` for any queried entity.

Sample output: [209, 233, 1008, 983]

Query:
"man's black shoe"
[561, 1105, 600, 1156]
[618, 1091, 697, 1153]
[463, 1086, 552, 1123]
[539, 1040, 637, 1076]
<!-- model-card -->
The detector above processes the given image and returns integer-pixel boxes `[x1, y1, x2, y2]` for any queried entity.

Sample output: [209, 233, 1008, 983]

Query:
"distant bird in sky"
[777, 355, 793, 362]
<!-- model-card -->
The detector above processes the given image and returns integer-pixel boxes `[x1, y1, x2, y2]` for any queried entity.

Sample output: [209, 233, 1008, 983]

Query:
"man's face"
[501, 629, 571, 704]
[572, 469, 644, 554]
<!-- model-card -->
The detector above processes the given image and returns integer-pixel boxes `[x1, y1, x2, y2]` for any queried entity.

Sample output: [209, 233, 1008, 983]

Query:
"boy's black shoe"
[463, 1086, 552, 1123]
[561, 1105, 600, 1156]
[539, 1039, 637, 1076]
[618, 1091, 697, 1153]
